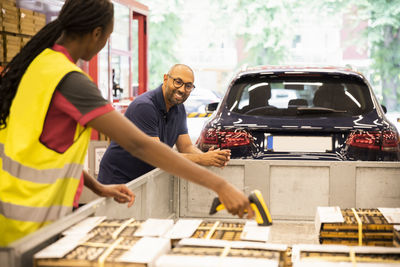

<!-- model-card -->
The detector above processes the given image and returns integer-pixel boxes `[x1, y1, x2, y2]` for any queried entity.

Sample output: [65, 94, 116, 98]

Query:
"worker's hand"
[216, 182, 254, 219]
[100, 184, 135, 207]
[201, 147, 231, 167]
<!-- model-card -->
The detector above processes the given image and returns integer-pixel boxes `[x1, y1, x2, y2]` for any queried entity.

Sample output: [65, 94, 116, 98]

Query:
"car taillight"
[346, 130, 399, 152]
[198, 128, 253, 149]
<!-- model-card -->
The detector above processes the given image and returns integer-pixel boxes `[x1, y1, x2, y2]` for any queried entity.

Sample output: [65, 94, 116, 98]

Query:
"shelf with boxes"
[0, 0, 46, 65]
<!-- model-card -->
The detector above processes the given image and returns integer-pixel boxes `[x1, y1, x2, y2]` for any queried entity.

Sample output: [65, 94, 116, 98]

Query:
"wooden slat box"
[156, 238, 288, 267]
[394, 225, 400, 247]
[164, 219, 271, 247]
[315, 207, 400, 247]
[34, 217, 174, 267]
[292, 244, 400, 267]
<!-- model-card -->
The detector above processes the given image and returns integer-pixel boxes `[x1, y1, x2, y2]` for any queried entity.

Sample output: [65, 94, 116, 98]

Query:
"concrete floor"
[267, 220, 319, 245]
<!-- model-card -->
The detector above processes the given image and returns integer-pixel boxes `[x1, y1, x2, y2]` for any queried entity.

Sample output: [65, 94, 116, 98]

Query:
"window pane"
[98, 45, 109, 100]
[111, 55, 130, 100]
[111, 2, 130, 51]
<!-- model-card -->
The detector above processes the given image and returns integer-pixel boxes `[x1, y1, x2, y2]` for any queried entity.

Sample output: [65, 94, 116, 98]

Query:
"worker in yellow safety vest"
[0, 0, 253, 246]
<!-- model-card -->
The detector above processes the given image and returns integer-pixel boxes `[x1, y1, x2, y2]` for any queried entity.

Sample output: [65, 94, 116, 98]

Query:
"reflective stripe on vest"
[0, 201, 71, 222]
[0, 143, 83, 184]
[0, 49, 92, 245]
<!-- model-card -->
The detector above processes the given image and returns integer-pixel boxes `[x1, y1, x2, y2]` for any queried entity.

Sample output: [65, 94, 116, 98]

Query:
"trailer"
[1, 159, 400, 267]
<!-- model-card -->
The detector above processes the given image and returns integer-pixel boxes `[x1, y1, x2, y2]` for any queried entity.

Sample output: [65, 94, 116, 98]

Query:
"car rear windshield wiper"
[296, 107, 347, 115]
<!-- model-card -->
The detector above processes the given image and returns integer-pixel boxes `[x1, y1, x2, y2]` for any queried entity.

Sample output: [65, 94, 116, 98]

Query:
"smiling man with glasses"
[98, 64, 231, 185]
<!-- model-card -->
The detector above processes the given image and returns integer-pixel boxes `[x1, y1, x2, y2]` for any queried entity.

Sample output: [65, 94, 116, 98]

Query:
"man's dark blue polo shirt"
[98, 85, 188, 184]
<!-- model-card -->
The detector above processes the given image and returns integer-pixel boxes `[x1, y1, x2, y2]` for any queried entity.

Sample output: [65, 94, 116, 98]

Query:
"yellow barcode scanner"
[209, 190, 272, 226]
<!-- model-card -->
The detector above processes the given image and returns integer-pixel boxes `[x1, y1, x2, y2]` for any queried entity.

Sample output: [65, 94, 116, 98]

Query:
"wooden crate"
[21, 36, 30, 48]
[4, 34, 21, 44]
[292, 244, 400, 266]
[19, 8, 42, 36]
[1, 6, 18, 17]
[316, 207, 399, 247]
[1, 2, 19, 34]
[3, 33, 20, 62]
[35, 236, 169, 267]
[32, 11, 46, 34]
[164, 219, 271, 250]
[191, 221, 245, 241]
[0, 33, 4, 62]
[35, 218, 171, 267]
[0, 0, 16, 8]
[395, 226, 400, 247]
[157, 239, 289, 267]
[19, 8, 34, 17]
[19, 9, 35, 36]
[1, 20, 19, 34]
[5, 50, 18, 62]
[19, 24, 36, 36]
[33, 11, 46, 25]
[33, 24, 44, 33]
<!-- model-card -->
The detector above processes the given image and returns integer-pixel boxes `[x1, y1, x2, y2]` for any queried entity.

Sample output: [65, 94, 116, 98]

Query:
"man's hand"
[200, 147, 231, 167]
[176, 134, 230, 167]
[215, 181, 254, 219]
[99, 184, 135, 207]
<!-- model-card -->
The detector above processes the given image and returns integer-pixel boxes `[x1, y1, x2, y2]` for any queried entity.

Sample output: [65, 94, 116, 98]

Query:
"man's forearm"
[179, 144, 203, 154]
[179, 143, 216, 166]
[181, 153, 205, 165]
[181, 148, 230, 167]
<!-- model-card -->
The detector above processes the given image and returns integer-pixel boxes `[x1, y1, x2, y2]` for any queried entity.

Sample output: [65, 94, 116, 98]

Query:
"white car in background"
[184, 88, 221, 113]
[385, 112, 400, 132]
[184, 88, 221, 143]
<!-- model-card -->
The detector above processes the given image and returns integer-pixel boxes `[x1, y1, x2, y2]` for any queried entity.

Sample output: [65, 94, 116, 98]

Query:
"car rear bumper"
[251, 152, 343, 161]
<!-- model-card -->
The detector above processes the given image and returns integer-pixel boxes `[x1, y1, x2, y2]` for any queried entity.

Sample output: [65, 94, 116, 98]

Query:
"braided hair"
[0, 0, 113, 129]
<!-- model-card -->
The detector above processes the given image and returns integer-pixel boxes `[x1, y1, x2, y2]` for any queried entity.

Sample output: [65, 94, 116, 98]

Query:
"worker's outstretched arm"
[87, 110, 253, 219]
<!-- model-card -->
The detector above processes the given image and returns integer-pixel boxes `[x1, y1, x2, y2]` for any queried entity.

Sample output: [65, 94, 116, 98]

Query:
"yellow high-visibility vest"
[0, 48, 92, 246]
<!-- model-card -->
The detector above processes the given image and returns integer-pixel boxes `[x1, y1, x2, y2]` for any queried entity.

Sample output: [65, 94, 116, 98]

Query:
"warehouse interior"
[0, 0, 400, 266]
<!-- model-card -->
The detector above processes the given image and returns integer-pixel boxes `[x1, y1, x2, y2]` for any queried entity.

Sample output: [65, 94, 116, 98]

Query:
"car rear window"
[226, 73, 375, 117]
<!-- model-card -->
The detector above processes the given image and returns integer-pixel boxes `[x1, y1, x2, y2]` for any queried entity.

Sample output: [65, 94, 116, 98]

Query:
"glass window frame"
[95, 0, 148, 103]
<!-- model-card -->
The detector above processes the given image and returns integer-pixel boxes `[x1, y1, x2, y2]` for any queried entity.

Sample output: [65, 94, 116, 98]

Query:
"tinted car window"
[227, 74, 374, 117]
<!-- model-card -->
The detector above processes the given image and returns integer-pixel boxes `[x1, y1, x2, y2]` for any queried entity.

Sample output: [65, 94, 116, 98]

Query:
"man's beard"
[166, 85, 188, 106]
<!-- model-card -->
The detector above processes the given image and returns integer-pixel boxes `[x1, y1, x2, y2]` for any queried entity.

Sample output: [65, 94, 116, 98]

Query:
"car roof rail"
[239, 64, 249, 72]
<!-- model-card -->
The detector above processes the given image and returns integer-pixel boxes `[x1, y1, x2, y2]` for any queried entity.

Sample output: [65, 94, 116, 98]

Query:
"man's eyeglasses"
[168, 74, 195, 92]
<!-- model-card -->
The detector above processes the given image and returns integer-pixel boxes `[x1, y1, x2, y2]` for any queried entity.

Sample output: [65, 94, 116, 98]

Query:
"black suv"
[197, 66, 399, 161]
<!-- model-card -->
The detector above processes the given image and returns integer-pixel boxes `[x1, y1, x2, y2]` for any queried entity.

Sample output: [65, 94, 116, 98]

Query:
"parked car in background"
[197, 66, 400, 161]
[184, 88, 221, 114]
[185, 88, 221, 143]
[386, 111, 400, 132]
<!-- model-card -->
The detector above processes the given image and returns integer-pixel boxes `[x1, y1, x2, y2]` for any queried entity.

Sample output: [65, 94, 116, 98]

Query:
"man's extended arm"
[175, 134, 231, 167]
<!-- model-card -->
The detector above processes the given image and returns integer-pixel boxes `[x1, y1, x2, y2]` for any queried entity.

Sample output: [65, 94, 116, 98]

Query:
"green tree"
[216, 0, 302, 66]
[142, 0, 302, 91]
[363, 1, 400, 111]
[314, 0, 400, 111]
[142, 0, 182, 89]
